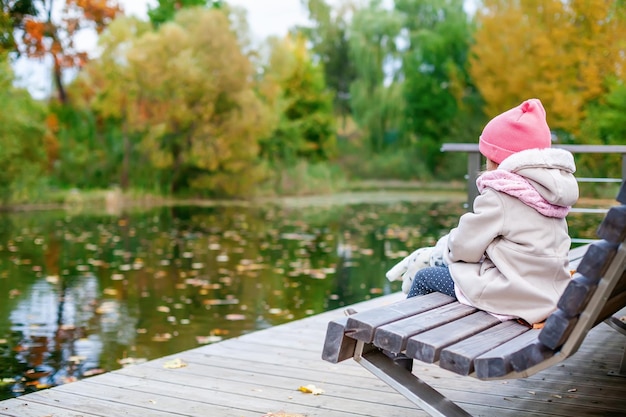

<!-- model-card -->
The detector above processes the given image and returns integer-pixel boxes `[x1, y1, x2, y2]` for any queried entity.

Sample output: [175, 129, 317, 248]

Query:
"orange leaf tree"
[470, 0, 626, 139]
[10, 0, 121, 103]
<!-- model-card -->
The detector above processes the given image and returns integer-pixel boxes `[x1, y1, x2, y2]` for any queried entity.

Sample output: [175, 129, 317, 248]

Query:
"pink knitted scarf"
[476, 170, 570, 218]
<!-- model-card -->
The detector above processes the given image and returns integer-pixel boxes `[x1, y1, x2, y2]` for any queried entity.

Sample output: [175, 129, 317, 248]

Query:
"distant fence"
[441, 143, 626, 244]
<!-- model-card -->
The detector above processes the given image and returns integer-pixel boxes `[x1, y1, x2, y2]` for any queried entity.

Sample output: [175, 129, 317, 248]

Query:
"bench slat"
[345, 292, 455, 342]
[597, 206, 626, 243]
[538, 309, 578, 350]
[321, 316, 357, 363]
[439, 320, 530, 376]
[473, 329, 541, 379]
[510, 337, 555, 373]
[575, 240, 619, 281]
[373, 302, 476, 353]
[406, 311, 500, 363]
[556, 274, 598, 317]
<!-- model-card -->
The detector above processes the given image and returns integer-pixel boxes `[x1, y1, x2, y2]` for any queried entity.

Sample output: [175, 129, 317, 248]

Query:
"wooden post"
[467, 151, 481, 211]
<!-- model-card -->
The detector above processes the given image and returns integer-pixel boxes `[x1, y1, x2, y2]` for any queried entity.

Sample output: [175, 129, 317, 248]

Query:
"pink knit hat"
[479, 98, 552, 164]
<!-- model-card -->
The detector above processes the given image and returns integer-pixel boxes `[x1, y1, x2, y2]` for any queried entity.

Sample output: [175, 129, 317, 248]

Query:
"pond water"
[0, 194, 602, 400]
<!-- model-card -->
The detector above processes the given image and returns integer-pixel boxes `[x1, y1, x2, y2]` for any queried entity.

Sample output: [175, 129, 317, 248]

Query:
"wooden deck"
[0, 292, 624, 417]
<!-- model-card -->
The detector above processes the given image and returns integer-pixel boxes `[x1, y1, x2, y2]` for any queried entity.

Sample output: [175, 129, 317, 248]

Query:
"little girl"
[389, 98, 579, 325]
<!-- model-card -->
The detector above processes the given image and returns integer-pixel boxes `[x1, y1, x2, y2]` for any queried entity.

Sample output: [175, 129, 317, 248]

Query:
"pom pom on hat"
[479, 98, 552, 164]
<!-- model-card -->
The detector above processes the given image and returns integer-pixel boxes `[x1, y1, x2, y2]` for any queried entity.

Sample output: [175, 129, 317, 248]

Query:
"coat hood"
[498, 148, 579, 208]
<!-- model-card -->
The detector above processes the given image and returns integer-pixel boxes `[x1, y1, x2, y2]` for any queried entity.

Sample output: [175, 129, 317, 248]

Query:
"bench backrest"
[531, 181, 626, 365]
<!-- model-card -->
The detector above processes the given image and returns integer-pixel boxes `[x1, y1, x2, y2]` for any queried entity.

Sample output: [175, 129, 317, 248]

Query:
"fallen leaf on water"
[152, 333, 172, 342]
[225, 314, 246, 321]
[196, 335, 223, 344]
[103, 288, 119, 297]
[82, 368, 106, 377]
[118, 357, 147, 366]
[298, 384, 324, 395]
[163, 358, 187, 369]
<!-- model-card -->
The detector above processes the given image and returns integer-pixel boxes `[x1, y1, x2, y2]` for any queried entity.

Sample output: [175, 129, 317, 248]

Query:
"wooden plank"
[60, 370, 372, 417]
[557, 274, 598, 317]
[596, 205, 626, 243]
[439, 321, 530, 376]
[575, 240, 619, 282]
[0, 397, 101, 417]
[405, 311, 500, 363]
[474, 330, 543, 379]
[373, 302, 476, 353]
[322, 316, 357, 363]
[345, 292, 455, 342]
[538, 309, 578, 350]
[1, 390, 177, 417]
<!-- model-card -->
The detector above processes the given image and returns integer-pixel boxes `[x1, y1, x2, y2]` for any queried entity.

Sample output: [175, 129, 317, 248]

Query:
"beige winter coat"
[446, 148, 579, 324]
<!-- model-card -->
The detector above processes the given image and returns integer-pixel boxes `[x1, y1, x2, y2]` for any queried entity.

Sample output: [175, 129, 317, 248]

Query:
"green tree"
[127, 7, 271, 197]
[68, 17, 153, 191]
[348, 0, 403, 152]
[299, 0, 356, 125]
[147, 0, 222, 27]
[0, 58, 47, 202]
[579, 79, 626, 180]
[260, 34, 336, 166]
[395, 0, 474, 173]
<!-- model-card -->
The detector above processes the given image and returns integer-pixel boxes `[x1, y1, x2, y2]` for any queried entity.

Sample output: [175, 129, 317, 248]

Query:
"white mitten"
[429, 234, 449, 267]
[386, 247, 434, 294]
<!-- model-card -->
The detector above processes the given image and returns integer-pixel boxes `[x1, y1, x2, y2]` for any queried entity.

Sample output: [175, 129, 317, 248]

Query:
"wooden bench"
[322, 181, 626, 417]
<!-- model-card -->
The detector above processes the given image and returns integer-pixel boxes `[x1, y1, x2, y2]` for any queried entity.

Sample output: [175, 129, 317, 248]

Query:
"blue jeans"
[407, 266, 456, 298]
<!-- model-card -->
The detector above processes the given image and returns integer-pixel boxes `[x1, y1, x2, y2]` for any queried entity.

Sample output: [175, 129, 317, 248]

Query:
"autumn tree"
[470, 0, 626, 137]
[0, 0, 36, 56]
[348, 0, 404, 152]
[63, 17, 153, 190]
[260, 34, 336, 166]
[127, 7, 271, 197]
[3, 0, 121, 104]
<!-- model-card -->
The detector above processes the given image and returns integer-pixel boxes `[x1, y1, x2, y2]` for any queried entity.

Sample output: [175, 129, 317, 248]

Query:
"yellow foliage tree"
[126, 7, 272, 197]
[470, 0, 626, 137]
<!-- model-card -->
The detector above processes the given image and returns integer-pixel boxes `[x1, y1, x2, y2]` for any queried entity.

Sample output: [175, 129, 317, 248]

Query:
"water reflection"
[0, 200, 599, 399]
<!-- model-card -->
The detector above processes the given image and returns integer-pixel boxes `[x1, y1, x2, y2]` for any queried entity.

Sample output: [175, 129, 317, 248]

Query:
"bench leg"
[607, 341, 626, 378]
[605, 316, 626, 377]
[353, 341, 473, 417]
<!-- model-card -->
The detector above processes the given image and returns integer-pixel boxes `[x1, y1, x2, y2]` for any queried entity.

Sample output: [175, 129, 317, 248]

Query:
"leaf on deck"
[297, 384, 325, 395]
[163, 358, 187, 369]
